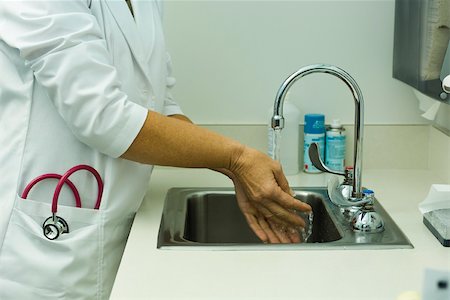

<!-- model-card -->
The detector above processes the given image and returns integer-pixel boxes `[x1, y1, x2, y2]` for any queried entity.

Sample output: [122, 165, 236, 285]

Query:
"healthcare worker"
[0, 1, 311, 299]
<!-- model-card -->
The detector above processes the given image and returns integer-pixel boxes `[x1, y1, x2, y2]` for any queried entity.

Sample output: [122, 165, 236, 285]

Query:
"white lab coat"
[0, 1, 183, 299]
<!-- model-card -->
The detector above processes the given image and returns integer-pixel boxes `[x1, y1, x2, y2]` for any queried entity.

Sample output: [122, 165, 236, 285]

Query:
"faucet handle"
[308, 143, 346, 177]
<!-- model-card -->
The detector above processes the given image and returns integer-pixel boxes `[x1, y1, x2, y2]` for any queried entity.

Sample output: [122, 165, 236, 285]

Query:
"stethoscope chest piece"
[43, 215, 69, 240]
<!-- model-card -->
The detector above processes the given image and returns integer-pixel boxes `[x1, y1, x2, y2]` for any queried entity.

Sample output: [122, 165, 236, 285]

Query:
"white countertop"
[111, 167, 450, 300]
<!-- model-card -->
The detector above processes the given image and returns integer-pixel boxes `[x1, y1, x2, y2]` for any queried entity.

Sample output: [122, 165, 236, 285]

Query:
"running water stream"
[271, 128, 314, 243]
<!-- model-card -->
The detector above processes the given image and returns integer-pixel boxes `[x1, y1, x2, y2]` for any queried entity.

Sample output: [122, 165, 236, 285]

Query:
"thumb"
[272, 162, 293, 196]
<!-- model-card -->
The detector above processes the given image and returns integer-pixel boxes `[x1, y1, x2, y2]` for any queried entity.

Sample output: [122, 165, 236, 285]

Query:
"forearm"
[167, 115, 230, 175]
[121, 110, 244, 169]
[122, 111, 311, 244]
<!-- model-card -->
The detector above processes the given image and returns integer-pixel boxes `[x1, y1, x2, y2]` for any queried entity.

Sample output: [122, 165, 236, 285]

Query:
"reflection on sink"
[157, 187, 413, 250]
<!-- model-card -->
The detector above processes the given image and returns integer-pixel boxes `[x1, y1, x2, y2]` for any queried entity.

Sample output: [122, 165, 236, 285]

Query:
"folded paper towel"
[413, 89, 442, 121]
[419, 184, 450, 214]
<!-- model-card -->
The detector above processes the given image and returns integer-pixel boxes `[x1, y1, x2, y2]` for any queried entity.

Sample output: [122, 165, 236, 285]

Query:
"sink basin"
[157, 187, 413, 250]
[184, 190, 341, 244]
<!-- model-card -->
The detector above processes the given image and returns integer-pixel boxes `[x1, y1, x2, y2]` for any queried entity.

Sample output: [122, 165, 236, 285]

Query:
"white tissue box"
[419, 184, 450, 247]
[423, 209, 450, 247]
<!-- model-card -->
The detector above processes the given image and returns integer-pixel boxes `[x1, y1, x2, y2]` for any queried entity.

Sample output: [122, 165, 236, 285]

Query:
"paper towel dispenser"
[393, 0, 450, 105]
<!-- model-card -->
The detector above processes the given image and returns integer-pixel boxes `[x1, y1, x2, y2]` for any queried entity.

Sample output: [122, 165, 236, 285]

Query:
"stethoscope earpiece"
[43, 215, 69, 240]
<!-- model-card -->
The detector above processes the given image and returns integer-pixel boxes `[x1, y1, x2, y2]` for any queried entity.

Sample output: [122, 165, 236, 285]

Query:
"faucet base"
[352, 208, 385, 233]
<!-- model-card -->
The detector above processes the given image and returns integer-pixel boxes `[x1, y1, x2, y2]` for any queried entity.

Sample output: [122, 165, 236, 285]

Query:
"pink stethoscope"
[21, 165, 104, 240]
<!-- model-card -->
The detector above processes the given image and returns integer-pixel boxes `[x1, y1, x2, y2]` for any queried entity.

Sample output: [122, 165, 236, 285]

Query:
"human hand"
[232, 177, 306, 243]
[228, 146, 312, 243]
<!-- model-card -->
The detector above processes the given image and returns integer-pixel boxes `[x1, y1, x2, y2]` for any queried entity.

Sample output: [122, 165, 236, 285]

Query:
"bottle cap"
[304, 114, 325, 134]
[330, 119, 343, 129]
[363, 189, 375, 195]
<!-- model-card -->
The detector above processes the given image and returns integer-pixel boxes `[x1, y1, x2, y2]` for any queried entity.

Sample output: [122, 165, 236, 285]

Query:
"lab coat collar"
[104, 0, 155, 87]
[132, 0, 156, 62]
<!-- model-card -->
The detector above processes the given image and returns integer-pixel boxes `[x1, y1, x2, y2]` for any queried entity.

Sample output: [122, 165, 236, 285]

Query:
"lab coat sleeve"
[0, 0, 148, 158]
[162, 52, 184, 117]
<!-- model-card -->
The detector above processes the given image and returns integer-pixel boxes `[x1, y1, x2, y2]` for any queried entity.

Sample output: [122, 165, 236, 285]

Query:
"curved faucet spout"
[271, 64, 364, 199]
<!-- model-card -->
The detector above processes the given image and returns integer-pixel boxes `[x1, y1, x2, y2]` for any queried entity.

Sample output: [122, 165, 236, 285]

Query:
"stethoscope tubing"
[21, 164, 103, 212]
[21, 173, 82, 207]
[52, 164, 103, 212]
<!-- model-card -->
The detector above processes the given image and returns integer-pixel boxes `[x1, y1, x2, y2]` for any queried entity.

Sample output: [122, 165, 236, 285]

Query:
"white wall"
[435, 104, 450, 132]
[164, 0, 429, 125]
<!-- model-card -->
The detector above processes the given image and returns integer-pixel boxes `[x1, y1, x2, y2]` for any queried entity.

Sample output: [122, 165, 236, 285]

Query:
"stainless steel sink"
[157, 187, 413, 250]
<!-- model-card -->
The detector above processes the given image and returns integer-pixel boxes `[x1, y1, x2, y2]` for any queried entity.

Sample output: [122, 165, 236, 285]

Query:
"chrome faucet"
[271, 64, 384, 233]
[272, 64, 364, 198]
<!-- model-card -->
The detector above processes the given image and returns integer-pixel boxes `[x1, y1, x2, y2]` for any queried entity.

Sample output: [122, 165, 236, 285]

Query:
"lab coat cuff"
[105, 104, 148, 158]
[162, 105, 184, 117]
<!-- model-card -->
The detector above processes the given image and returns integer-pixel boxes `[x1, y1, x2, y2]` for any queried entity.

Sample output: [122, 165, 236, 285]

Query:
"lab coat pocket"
[0, 195, 103, 300]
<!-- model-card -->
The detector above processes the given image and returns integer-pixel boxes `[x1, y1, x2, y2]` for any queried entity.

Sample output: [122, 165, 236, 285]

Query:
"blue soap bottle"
[303, 114, 325, 173]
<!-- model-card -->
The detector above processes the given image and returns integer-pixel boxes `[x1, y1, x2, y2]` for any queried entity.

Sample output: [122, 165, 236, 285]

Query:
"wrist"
[228, 145, 263, 177]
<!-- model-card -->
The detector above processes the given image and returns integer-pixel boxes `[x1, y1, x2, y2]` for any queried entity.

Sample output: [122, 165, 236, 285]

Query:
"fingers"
[272, 162, 291, 195]
[252, 189, 309, 229]
[245, 212, 306, 244]
[258, 217, 281, 244]
[287, 227, 302, 243]
[245, 214, 281, 244]
[268, 220, 304, 244]
[264, 201, 307, 228]
[271, 222, 292, 243]
[240, 185, 311, 237]
[272, 187, 312, 213]
[244, 214, 269, 243]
